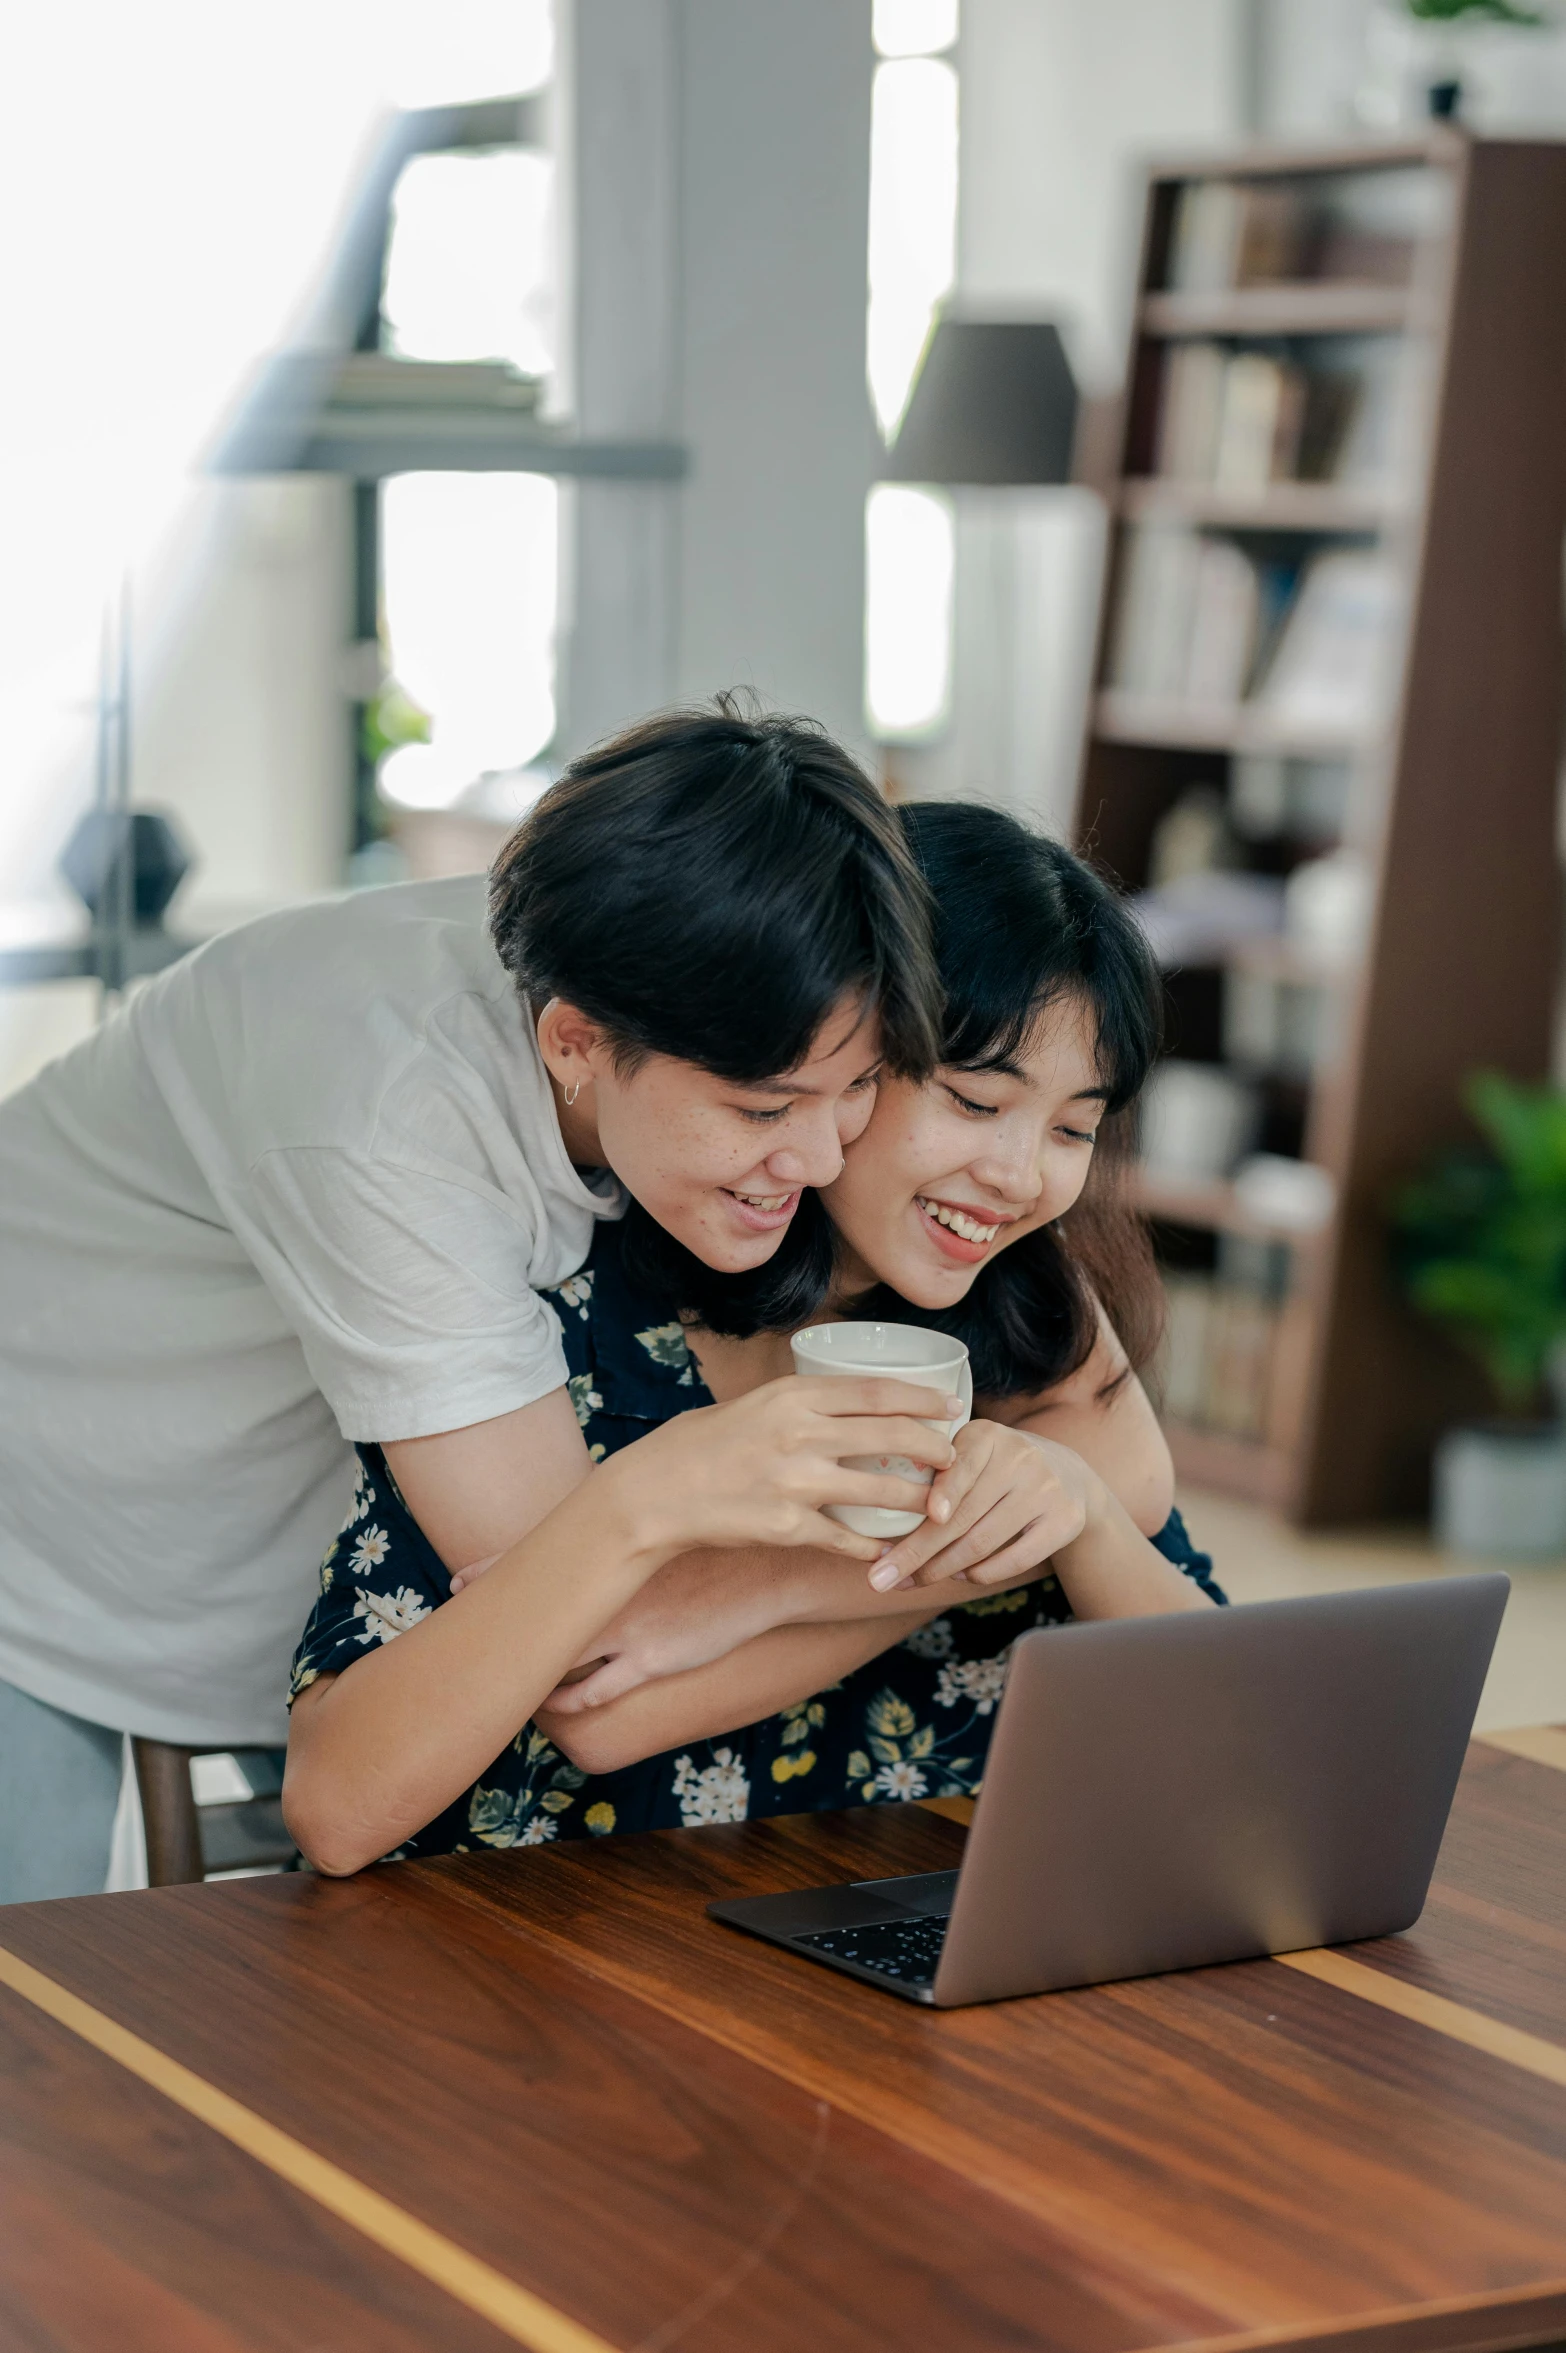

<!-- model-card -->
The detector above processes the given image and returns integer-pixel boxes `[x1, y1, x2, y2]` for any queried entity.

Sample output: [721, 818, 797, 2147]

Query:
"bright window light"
[381, 0, 553, 106]
[379, 473, 558, 810]
[865, 484, 955, 741]
[382, 148, 555, 376]
[873, 0, 958, 57]
[867, 57, 958, 436]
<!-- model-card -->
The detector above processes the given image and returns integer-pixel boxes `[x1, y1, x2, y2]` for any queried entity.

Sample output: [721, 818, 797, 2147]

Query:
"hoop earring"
[562, 1081, 581, 1107]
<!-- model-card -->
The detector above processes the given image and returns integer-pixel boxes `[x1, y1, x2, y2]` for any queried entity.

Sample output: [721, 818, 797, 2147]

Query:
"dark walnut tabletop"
[1, 1728, 1563, 2353]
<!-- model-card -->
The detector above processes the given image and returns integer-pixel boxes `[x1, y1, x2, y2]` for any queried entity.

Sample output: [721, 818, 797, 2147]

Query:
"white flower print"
[900, 1616, 955, 1660]
[350, 1524, 390, 1573]
[874, 1758, 928, 1800]
[556, 1270, 596, 1321]
[351, 1585, 432, 1646]
[934, 1650, 1012, 1716]
[671, 1746, 750, 1826]
[568, 1373, 604, 1429]
[338, 1458, 375, 1534]
[517, 1816, 559, 1844]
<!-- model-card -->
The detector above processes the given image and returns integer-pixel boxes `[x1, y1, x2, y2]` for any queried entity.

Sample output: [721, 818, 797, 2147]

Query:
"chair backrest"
[131, 1739, 296, 1886]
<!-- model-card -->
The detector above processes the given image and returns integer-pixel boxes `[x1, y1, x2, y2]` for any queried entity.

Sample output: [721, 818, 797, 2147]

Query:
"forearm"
[541, 1611, 942, 1776]
[284, 1461, 663, 1874]
[1050, 1474, 1214, 1620]
[632, 1539, 964, 1634]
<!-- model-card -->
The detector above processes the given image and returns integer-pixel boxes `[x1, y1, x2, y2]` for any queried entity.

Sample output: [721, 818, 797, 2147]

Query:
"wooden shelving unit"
[1075, 132, 1566, 1523]
[1118, 479, 1400, 533]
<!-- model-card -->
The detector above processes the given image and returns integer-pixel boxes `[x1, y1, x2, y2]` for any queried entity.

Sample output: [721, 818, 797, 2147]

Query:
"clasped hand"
[867, 1421, 1100, 1592]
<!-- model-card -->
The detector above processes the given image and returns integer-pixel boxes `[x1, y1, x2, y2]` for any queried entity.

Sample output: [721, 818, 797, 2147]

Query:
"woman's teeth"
[917, 1197, 1001, 1244]
[733, 1189, 792, 1211]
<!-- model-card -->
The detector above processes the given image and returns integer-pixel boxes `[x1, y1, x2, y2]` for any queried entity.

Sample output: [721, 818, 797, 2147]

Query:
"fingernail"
[944, 1395, 963, 1416]
[869, 1562, 902, 1590]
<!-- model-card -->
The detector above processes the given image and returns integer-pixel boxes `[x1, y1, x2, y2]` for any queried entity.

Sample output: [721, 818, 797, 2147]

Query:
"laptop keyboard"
[795, 1913, 951, 1984]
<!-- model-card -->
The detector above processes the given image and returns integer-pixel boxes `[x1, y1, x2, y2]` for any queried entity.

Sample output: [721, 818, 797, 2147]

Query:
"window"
[864, 0, 959, 744]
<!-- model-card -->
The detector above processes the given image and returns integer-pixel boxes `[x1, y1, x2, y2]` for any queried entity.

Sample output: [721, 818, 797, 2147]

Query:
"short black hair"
[488, 697, 941, 1083]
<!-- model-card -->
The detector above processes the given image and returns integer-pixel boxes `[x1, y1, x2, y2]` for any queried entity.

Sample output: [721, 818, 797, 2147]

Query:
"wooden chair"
[130, 1741, 297, 1886]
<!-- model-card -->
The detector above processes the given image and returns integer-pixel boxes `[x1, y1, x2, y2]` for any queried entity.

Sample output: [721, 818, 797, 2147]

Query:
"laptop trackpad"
[851, 1869, 960, 1917]
[709, 1868, 959, 1940]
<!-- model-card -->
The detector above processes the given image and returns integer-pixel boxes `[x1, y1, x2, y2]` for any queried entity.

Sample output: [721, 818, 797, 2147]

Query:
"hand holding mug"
[790, 1322, 972, 1539]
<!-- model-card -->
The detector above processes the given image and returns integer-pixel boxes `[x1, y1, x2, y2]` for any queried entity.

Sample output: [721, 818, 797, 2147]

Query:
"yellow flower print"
[866, 1690, 916, 1742]
[584, 1801, 616, 1835]
[960, 1586, 1034, 1618]
[771, 1749, 817, 1783]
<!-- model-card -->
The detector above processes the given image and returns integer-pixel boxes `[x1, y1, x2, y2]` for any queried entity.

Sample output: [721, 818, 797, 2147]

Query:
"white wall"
[139, 478, 353, 936]
[960, 0, 1242, 390]
[897, 0, 1242, 832]
[1256, 0, 1566, 137]
[0, 477, 351, 1101]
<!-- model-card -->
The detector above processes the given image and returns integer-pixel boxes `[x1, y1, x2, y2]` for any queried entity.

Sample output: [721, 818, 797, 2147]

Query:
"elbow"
[542, 1708, 646, 1778]
[282, 1766, 384, 1881]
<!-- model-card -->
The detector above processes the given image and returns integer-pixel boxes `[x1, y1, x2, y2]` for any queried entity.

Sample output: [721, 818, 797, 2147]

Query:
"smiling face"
[823, 992, 1109, 1308]
[538, 991, 883, 1272]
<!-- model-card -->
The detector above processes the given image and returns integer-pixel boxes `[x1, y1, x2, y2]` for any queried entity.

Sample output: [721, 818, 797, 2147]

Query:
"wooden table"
[1, 1728, 1563, 2353]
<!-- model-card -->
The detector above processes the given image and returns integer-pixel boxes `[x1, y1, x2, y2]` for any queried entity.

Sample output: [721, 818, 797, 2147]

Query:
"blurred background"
[9, 0, 1566, 1674]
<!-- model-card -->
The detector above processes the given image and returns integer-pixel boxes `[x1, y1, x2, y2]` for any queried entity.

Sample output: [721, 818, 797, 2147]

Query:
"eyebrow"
[952, 1061, 1112, 1099]
[743, 1058, 884, 1098]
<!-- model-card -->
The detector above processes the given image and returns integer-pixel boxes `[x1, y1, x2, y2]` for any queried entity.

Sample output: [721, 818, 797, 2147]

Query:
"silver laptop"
[709, 1574, 1508, 2007]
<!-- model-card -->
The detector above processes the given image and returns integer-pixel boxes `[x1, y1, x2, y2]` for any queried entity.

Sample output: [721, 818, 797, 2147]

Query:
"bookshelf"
[1075, 132, 1566, 1523]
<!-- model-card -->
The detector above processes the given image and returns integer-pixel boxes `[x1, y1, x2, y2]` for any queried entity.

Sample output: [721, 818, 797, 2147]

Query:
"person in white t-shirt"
[0, 701, 942, 1901]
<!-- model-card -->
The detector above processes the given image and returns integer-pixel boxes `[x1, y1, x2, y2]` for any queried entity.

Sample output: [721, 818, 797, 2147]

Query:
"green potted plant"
[1357, 0, 1549, 126]
[1393, 1071, 1566, 1555]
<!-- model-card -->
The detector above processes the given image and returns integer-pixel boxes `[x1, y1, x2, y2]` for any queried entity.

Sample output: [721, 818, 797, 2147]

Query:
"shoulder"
[140, 879, 553, 1162]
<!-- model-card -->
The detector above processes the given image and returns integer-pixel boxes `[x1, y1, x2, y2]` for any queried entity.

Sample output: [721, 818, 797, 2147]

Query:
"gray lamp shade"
[882, 317, 1079, 486]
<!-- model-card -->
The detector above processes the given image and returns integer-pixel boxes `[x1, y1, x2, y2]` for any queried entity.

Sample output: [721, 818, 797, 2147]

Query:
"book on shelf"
[1253, 548, 1400, 736]
[1223, 968, 1332, 1080]
[1157, 1251, 1289, 1444]
[1157, 1272, 1276, 1441]
[1167, 182, 1312, 294]
[1110, 523, 1290, 708]
[1153, 341, 1384, 493]
[1165, 168, 1431, 298]
[1112, 528, 1398, 732]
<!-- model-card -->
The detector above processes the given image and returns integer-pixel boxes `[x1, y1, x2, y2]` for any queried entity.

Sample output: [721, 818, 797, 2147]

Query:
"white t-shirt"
[0, 876, 622, 1746]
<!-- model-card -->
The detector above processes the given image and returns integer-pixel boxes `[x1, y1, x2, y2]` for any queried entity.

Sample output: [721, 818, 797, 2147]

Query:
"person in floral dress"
[290, 1219, 1221, 1852]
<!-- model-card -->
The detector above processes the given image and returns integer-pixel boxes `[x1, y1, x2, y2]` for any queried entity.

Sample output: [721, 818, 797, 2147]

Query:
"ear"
[534, 998, 615, 1094]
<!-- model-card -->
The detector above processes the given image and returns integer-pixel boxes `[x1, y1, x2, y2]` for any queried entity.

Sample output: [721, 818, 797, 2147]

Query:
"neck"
[826, 1241, 877, 1312]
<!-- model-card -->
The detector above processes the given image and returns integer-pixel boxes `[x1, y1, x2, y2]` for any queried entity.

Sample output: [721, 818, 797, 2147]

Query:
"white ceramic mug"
[790, 1320, 972, 1538]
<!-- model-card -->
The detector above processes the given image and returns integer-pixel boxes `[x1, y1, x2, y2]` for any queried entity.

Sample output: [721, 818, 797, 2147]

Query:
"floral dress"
[289, 1222, 1225, 1858]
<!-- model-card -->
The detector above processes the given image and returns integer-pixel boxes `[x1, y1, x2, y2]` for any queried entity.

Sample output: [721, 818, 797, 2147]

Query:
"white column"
[673, 0, 877, 751]
[556, 0, 681, 758]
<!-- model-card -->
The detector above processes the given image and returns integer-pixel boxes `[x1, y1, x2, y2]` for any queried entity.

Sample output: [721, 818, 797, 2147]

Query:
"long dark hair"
[624, 802, 1164, 1398]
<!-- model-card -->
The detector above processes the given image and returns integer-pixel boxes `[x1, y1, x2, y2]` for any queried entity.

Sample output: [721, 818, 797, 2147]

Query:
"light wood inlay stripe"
[1278, 1948, 1566, 2088]
[1478, 1724, 1566, 1774]
[0, 1941, 616, 2353]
